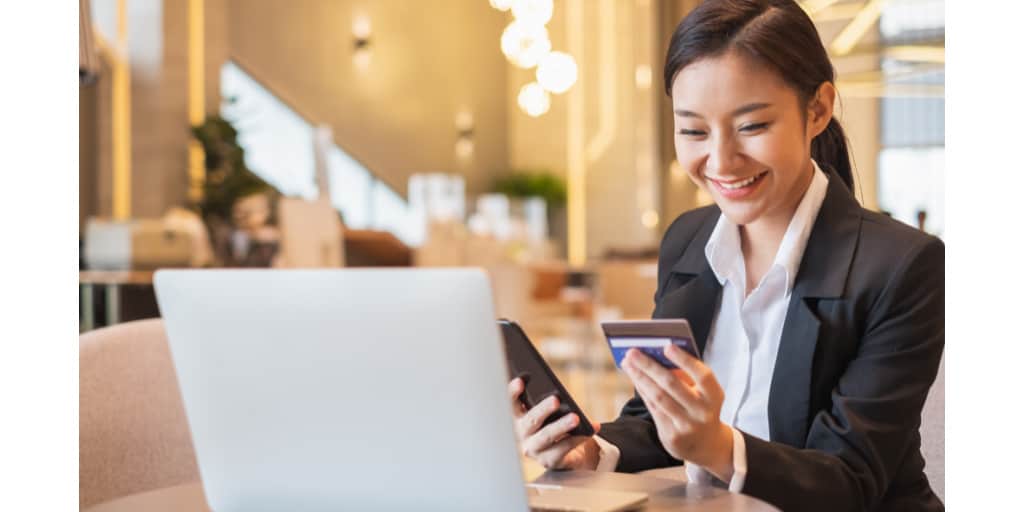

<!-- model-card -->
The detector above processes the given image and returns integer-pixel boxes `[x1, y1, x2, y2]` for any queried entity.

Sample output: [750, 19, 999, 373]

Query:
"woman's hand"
[621, 344, 735, 481]
[508, 377, 602, 470]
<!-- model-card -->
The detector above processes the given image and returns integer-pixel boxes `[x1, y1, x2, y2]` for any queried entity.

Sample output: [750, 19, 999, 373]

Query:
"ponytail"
[811, 117, 854, 191]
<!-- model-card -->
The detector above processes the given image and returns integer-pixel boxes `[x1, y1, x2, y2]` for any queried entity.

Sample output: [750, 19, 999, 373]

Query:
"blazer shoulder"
[851, 208, 944, 313]
[858, 208, 944, 256]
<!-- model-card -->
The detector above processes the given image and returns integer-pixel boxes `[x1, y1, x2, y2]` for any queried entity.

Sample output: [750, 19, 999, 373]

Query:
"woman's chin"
[716, 203, 765, 227]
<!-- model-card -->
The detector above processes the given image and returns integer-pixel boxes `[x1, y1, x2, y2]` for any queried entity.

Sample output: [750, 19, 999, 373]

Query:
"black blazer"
[599, 169, 945, 512]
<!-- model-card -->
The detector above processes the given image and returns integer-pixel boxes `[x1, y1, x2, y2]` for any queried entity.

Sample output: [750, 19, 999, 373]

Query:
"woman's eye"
[739, 122, 770, 133]
[677, 129, 706, 137]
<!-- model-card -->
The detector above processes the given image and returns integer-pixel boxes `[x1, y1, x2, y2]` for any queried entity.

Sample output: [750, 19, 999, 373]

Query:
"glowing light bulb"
[500, 21, 551, 69]
[511, 0, 553, 26]
[455, 138, 474, 160]
[635, 65, 652, 89]
[641, 209, 659, 229]
[455, 110, 474, 131]
[536, 51, 577, 94]
[670, 161, 686, 183]
[489, 0, 515, 11]
[352, 15, 371, 40]
[517, 82, 550, 117]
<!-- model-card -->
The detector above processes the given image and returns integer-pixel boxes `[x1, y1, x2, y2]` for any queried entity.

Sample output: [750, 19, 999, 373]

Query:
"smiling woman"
[508, 2, 945, 511]
[670, 52, 832, 231]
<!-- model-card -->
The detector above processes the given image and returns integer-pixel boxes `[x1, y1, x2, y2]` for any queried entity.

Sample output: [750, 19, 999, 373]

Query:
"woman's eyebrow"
[673, 102, 772, 118]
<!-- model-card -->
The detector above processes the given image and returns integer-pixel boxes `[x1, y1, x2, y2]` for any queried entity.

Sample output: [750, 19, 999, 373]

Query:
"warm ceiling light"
[511, 0, 554, 27]
[455, 110, 474, 132]
[812, 2, 868, 22]
[518, 82, 551, 117]
[352, 15, 371, 41]
[830, 0, 887, 56]
[635, 65, 652, 90]
[884, 45, 945, 63]
[536, 51, 577, 94]
[799, 0, 842, 16]
[455, 138, 474, 160]
[352, 13, 372, 69]
[641, 210, 659, 229]
[489, 0, 515, 11]
[669, 161, 686, 183]
[501, 21, 551, 69]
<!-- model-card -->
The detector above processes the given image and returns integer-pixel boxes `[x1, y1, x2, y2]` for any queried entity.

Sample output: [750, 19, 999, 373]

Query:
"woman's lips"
[707, 171, 768, 200]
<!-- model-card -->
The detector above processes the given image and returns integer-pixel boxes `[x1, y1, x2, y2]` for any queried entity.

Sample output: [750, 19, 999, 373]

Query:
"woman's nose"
[705, 135, 742, 176]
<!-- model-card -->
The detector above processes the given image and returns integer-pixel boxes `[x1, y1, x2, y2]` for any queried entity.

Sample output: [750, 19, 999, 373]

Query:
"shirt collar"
[704, 160, 830, 293]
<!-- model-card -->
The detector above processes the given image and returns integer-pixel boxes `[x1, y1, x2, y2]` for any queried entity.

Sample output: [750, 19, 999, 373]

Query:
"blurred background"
[78, 0, 944, 425]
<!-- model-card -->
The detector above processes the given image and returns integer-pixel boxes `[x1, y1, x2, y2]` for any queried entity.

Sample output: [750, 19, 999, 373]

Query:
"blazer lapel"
[768, 170, 862, 446]
[654, 211, 721, 357]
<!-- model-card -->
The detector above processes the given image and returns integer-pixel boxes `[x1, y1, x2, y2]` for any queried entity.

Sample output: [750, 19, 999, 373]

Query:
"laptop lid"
[155, 268, 528, 512]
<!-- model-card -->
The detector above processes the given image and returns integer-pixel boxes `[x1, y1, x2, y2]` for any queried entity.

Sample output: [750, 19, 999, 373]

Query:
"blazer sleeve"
[740, 237, 945, 512]
[595, 211, 705, 472]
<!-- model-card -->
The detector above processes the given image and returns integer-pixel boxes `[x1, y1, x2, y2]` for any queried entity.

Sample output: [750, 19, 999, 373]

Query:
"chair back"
[80, 319, 199, 508]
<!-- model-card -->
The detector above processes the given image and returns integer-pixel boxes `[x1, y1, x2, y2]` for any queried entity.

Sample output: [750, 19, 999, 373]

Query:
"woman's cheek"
[674, 139, 705, 176]
[739, 135, 777, 166]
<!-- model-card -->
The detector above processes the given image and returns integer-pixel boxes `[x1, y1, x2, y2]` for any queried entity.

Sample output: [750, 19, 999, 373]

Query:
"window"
[876, 0, 944, 237]
[326, 145, 373, 229]
[371, 181, 420, 246]
[219, 60, 420, 245]
[220, 61, 317, 200]
[877, 147, 944, 236]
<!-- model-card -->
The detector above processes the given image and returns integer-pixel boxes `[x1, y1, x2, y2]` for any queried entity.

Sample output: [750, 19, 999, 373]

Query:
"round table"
[83, 470, 779, 511]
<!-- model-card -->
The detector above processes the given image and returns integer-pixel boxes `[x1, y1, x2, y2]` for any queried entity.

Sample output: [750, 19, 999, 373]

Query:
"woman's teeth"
[718, 172, 764, 190]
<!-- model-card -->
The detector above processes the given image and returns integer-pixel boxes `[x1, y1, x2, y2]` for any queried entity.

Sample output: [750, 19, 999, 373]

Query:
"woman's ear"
[808, 82, 836, 138]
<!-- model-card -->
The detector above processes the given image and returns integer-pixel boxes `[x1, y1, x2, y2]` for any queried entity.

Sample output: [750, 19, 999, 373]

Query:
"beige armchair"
[79, 319, 198, 508]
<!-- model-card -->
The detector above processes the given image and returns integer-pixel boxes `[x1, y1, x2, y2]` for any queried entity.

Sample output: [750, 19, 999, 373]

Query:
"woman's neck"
[738, 160, 815, 293]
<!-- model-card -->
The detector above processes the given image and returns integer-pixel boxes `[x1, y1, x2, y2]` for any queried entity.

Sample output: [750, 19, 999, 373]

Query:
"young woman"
[508, 1, 944, 510]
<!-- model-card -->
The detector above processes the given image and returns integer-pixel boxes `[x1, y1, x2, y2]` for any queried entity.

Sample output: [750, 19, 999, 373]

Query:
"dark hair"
[663, 0, 854, 190]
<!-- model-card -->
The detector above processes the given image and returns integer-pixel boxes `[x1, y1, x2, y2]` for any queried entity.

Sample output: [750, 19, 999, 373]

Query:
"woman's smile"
[706, 170, 769, 199]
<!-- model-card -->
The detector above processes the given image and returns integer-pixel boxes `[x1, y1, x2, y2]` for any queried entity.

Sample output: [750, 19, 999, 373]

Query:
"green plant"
[190, 114, 276, 222]
[492, 170, 567, 207]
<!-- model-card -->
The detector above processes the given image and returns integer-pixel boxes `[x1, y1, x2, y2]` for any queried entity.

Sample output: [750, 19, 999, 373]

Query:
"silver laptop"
[155, 268, 646, 512]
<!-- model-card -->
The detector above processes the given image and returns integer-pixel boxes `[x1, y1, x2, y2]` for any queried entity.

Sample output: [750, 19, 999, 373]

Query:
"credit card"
[606, 336, 698, 369]
[601, 319, 700, 370]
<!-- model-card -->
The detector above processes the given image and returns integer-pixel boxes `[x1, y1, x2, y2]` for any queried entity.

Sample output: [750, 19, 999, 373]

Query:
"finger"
[507, 378, 526, 418]
[629, 375, 677, 432]
[623, 359, 690, 421]
[621, 354, 675, 424]
[536, 435, 588, 469]
[666, 344, 723, 404]
[626, 349, 703, 413]
[522, 412, 580, 458]
[517, 395, 560, 438]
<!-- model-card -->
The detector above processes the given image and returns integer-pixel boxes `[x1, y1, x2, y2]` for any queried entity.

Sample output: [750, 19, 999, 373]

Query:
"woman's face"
[671, 51, 833, 227]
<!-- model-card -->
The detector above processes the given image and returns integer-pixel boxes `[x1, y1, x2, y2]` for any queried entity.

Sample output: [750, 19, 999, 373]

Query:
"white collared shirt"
[595, 161, 830, 492]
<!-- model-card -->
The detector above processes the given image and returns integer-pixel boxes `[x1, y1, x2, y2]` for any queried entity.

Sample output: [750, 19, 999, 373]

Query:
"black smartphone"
[498, 319, 596, 437]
